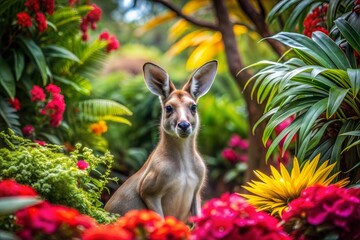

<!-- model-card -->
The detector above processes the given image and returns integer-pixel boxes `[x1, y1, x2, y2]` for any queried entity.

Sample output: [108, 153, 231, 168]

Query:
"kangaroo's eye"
[191, 104, 197, 112]
[165, 105, 173, 113]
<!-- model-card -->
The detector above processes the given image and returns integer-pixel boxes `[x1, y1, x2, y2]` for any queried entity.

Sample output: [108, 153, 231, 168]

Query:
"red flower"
[8, 98, 21, 111]
[282, 185, 360, 239]
[87, 4, 102, 23]
[106, 35, 120, 53]
[43, 88, 66, 127]
[0, 179, 38, 197]
[43, 0, 55, 15]
[35, 12, 47, 32]
[222, 148, 238, 163]
[77, 160, 89, 170]
[30, 85, 46, 102]
[16, 201, 96, 239]
[17, 12, 32, 28]
[22, 125, 34, 136]
[45, 83, 61, 94]
[34, 140, 46, 146]
[149, 216, 190, 240]
[99, 31, 110, 40]
[82, 224, 134, 240]
[303, 4, 329, 37]
[192, 193, 290, 240]
[25, 0, 40, 12]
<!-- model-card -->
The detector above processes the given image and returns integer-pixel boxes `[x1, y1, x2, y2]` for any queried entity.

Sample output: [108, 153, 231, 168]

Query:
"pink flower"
[43, 0, 55, 15]
[229, 134, 249, 150]
[43, 92, 66, 127]
[35, 12, 47, 32]
[87, 4, 102, 23]
[192, 193, 290, 240]
[46, 83, 61, 94]
[8, 98, 21, 111]
[22, 125, 34, 136]
[30, 85, 46, 102]
[77, 160, 89, 170]
[282, 185, 360, 239]
[222, 148, 238, 163]
[17, 12, 32, 28]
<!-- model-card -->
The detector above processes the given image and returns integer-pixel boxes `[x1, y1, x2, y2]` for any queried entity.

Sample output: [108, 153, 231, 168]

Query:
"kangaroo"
[104, 60, 218, 222]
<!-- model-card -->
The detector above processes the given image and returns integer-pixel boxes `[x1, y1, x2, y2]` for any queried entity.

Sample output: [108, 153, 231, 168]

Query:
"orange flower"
[90, 120, 108, 135]
[82, 224, 133, 240]
[150, 216, 190, 240]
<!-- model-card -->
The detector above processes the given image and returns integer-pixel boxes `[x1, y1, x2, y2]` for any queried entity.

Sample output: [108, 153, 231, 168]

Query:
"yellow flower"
[90, 120, 108, 135]
[241, 155, 349, 217]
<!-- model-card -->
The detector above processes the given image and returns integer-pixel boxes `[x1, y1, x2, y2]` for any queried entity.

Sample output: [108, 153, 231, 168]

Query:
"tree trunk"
[213, 0, 270, 187]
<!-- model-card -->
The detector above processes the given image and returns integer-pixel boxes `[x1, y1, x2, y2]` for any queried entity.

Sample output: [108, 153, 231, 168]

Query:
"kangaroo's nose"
[178, 121, 190, 131]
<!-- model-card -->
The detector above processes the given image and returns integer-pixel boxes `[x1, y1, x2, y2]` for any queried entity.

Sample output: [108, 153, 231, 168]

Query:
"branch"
[150, 0, 219, 31]
[256, 0, 266, 18]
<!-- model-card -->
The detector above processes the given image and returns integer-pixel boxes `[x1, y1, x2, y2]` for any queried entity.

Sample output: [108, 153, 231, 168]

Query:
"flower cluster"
[30, 84, 66, 127]
[90, 120, 108, 135]
[16, 201, 97, 240]
[221, 134, 248, 164]
[191, 193, 290, 240]
[8, 97, 21, 111]
[80, 4, 102, 41]
[282, 185, 360, 239]
[99, 31, 120, 53]
[16, 0, 54, 32]
[0, 179, 38, 197]
[83, 210, 190, 240]
[303, 4, 328, 37]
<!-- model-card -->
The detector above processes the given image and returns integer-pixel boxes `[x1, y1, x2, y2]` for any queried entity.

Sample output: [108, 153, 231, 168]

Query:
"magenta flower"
[192, 193, 290, 240]
[22, 125, 34, 136]
[30, 85, 46, 102]
[221, 148, 238, 163]
[229, 134, 249, 150]
[77, 160, 89, 170]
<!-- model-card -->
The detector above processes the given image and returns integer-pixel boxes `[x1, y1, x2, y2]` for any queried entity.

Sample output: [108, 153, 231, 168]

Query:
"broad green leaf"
[102, 115, 131, 125]
[0, 197, 41, 215]
[341, 131, 360, 137]
[11, 49, 24, 81]
[284, 0, 314, 31]
[0, 56, 15, 98]
[17, 37, 47, 85]
[267, 0, 301, 23]
[312, 31, 351, 70]
[327, 87, 349, 118]
[53, 75, 84, 93]
[270, 32, 336, 68]
[42, 45, 80, 62]
[299, 98, 328, 142]
[335, 18, 360, 54]
[331, 120, 357, 165]
[347, 69, 360, 96]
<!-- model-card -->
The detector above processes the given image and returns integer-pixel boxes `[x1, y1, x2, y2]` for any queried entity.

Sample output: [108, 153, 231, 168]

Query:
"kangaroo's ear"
[183, 60, 217, 100]
[143, 62, 175, 99]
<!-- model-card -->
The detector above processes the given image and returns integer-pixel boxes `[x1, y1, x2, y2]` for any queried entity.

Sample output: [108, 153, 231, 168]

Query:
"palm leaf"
[0, 99, 20, 134]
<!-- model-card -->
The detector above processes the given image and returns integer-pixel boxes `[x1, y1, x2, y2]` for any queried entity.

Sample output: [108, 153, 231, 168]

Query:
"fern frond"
[73, 99, 132, 124]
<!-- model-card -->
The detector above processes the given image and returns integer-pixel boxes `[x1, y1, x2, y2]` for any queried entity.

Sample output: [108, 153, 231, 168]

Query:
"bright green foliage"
[0, 130, 117, 223]
[245, 1, 360, 181]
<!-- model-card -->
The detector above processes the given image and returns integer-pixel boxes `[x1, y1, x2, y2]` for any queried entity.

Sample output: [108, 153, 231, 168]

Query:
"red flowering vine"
[303, 4, 329, 37]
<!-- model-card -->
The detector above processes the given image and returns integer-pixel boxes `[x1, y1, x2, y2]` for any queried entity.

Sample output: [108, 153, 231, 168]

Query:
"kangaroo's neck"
[158, 130, 197, 156]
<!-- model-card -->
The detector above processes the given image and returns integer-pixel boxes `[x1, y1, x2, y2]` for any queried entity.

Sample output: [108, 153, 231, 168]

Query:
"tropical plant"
[0, 130, 117, 224]
[0, 0, 131, 151]
[241, 155, 349, 216]
[244, 0, 360, 182]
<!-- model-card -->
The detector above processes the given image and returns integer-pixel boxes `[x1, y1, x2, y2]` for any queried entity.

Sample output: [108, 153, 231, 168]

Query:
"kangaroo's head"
[143, 61, 218, 139]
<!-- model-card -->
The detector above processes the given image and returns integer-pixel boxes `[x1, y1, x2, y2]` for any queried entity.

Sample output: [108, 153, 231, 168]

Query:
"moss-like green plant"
[0, 130, 117, 223]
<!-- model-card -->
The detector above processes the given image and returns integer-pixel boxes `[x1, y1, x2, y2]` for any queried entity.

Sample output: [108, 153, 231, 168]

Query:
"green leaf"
[102, 115, 132, 126]
[335, 18, 360, 53]
[341, 130, 360, 137]
[327, 87, 349, 118]
[299, 98, 328, 142]
[0, 57, 15, 98]
[327, 0, 342, 29]
[284, 0, 313, 31]
[269, 32, 336, 68]
[267, 0, 301, 24]
[347, 69, 360, 96]
[0, 230, 18, 240]
[0, 197, 41, 215]
[312, 31, 351, 70]
[42, 45, 80, 62]
[11, 49, 24, 81]
[17, 37, 47, 85]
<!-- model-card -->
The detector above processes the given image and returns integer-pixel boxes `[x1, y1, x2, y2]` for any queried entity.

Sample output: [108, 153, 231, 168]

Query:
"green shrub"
[0, 130, 117, 223]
